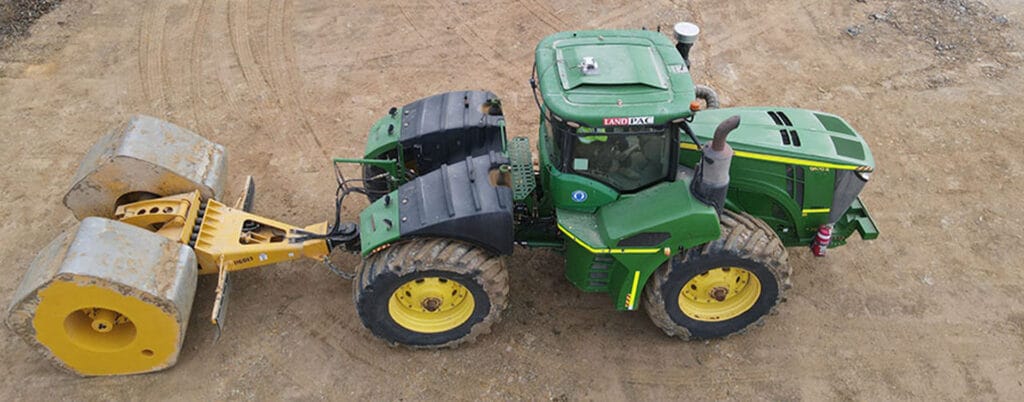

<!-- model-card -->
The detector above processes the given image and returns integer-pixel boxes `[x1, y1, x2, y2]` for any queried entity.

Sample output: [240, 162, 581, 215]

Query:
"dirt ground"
[1, 0, 1023, 400]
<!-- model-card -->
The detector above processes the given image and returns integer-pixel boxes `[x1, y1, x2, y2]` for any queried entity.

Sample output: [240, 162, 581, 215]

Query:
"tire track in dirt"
[188, 0, 251, 141]
[221, 0, 294, 149]
[793, 0, 857, 73]
[227, 0, 270, 94]
[158, 2, 190, 121]
[397, 4, 427, 41]
[245, 0, 328, 163]
[514, 0, 562, 32]
[584, 4, 635, 29]
[426, 0, 521, 84]
[137, 0, 169, 108]
[276, 0, 329, 159]
[186, 0, 212, 134]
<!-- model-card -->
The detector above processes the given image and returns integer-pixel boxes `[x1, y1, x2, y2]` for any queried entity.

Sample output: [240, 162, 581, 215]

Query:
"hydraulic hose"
[694, 84, 720, 109]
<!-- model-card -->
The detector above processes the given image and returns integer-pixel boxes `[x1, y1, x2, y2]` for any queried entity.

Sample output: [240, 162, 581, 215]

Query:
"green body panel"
[598, 180, 720, 250]
[609, 253, 665, 310]
[558, 179, 720, 310]
[680, 107, 876, 246]
[364, 107, 403, 158]
[534, 30, 695, 127]
[556, 208, 607, 249]
[542, 164, 620, 212]
[358, 190, 401, 256]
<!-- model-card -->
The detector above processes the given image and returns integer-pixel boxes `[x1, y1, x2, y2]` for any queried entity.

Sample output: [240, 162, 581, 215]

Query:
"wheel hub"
[87, 308, 121, 333]
[421, 297, 443, 312]
[389, 277, 476, 333]
[709, 286, 729, 302]
[678, 267, 762, 322]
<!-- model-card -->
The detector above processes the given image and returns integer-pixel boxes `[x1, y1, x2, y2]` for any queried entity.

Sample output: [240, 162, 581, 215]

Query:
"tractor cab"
[533, 29, 697, 208]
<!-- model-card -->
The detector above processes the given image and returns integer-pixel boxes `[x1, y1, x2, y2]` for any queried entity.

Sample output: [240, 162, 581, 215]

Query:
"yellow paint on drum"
[6, 218, 197, 376]
[32, 278, 184, 375]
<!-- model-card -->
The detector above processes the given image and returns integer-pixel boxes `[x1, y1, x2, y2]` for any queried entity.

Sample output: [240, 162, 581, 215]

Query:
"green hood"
[686, 107, 875, 171]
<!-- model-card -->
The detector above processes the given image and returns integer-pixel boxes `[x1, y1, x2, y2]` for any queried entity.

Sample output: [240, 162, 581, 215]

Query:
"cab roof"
[535, 29, 696, 127]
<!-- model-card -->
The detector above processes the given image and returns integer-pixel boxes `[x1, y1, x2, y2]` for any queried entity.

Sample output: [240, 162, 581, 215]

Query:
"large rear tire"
[354, 238, 509, 348]
[643, 210, 791, 340]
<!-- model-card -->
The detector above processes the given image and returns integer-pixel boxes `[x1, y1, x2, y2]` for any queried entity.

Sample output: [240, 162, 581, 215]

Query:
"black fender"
[396, 152, 514, 256]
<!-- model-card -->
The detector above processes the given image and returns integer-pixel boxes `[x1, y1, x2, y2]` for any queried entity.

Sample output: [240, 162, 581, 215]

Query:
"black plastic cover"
[400, 90, 505, 175]
[398, 151, 514, 255]
[618, 232, 671, 247]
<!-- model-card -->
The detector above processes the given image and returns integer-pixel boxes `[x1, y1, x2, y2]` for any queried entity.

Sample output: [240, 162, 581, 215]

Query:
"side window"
[543, 115, 561, 167]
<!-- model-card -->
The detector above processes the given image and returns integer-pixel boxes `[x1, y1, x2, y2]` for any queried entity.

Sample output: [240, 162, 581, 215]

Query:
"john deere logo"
[571, 190, 588, 203]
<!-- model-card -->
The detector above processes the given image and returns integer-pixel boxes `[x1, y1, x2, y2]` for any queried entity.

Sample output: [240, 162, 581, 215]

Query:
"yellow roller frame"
[116, 191, 330, 275]
[32, 277, 183, 376]
[191, 198, 329, 274]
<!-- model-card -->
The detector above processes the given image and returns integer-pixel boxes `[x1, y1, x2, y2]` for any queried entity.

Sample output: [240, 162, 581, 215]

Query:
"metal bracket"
[332, 157, 402, 180]
[211, 257, 232, 342]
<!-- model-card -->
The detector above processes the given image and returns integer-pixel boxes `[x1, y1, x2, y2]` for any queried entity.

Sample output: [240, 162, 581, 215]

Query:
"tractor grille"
[587, 254, 615, 289]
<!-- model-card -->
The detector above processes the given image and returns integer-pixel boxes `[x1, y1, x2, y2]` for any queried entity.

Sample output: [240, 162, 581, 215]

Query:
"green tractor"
[353, 24, 877, 346]
[8, 24, 877, 376]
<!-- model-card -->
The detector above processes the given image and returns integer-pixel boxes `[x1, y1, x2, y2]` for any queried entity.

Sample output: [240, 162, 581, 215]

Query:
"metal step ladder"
[508, 137, 536, 201]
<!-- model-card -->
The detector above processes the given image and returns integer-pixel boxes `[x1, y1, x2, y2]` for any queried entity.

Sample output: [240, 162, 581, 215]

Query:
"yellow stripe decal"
[801, 208, 831, 216]
[628, 270, 640, 310]
[557, 224, 661, 254]
[679, 142, 866, 171]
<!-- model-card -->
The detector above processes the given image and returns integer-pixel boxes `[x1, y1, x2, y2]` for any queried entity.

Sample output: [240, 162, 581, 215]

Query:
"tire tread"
[354, 238, 509, 349]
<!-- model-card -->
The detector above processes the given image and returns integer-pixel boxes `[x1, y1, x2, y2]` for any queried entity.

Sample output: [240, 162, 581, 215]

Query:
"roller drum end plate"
[6, 217, 197, 376]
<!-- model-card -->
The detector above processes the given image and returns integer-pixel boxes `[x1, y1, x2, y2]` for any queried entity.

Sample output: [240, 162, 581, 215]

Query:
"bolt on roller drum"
[63, 115, 228, 220]
[6, 217, 197, 376]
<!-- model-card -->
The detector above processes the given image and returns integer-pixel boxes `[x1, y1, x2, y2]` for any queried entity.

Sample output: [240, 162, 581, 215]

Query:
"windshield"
[559, 123, 674, 192]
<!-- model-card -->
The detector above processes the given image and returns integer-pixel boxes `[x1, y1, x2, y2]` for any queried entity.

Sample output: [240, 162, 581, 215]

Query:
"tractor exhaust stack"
[691, 115, 740, 213]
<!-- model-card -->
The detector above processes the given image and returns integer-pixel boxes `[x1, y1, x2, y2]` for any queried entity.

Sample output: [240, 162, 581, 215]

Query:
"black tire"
[643, 210, 791, 340]
[354, 238, 509, 348]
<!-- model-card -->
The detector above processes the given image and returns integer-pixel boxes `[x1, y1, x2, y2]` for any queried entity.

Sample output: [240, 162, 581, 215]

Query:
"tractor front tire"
[643, 210, 791, 340]
[354, 238, 509, 348]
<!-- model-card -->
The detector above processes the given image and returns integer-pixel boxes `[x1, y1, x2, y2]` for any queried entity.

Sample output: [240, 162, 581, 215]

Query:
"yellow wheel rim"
[388, 277, 475, 333]
[678, 267, 761, 322]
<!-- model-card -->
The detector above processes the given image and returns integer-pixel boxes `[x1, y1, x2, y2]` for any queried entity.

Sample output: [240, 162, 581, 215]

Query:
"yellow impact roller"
[7, 115, 339, 376]
[7, 217, 197, 376]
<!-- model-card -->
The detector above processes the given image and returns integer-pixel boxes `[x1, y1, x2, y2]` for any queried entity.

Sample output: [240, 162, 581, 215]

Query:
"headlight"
[855, 171, 871, 181]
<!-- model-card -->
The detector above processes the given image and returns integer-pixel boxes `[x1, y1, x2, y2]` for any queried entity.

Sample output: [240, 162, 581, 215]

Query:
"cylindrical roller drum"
[63, 115, 228, 219]
[6, 217, 197, 376]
